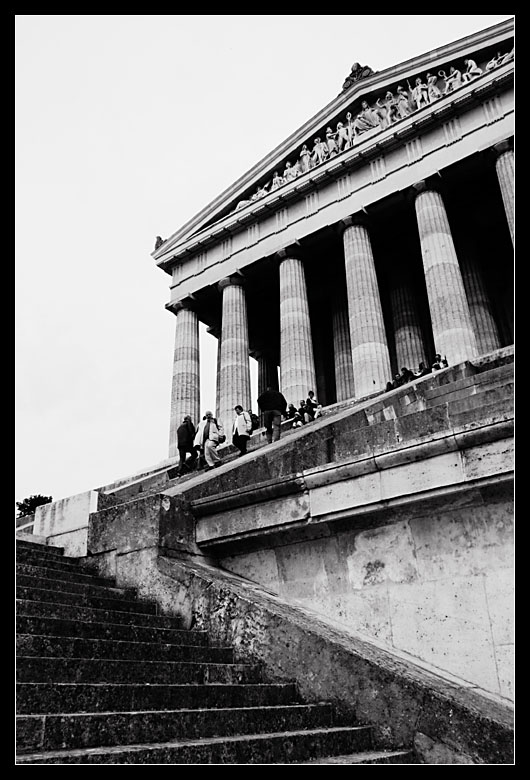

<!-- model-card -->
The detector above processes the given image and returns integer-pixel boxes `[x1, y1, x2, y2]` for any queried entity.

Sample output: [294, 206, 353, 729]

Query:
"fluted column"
[413, 181, 478, 364]
[459, 241, 501, 355]
[332, 302, 355, 401]
[253, 350, 279, 396]
[342, 218, 392, 397]
[167, 299, 200, 458]
[206, 325, 222, 417]
[493, 141, 514, 245]
[278, 251, 317, 405]
[389, 282, 427, 370]
[218, 275, 251, 431]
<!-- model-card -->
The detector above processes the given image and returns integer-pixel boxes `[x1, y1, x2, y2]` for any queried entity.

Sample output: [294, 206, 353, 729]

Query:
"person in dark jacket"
[176, 415, 198, 475]
[257, 386, 287, 444]
[305, 390, 318, 422]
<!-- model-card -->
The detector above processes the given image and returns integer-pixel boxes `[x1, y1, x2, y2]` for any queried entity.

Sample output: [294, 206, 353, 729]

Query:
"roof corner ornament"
[154, 236, 165, 250]
[341, 62, 375, 91]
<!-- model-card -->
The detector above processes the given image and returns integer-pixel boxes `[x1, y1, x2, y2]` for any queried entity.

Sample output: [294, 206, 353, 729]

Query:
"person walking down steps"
[232, 405, 252, 456]
[194, 410, 225, 470]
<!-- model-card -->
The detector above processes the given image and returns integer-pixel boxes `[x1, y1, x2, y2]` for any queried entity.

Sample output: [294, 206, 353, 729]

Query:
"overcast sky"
[15, 14, 514, 506]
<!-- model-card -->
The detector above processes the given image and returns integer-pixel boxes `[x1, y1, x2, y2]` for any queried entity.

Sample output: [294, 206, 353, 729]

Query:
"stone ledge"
[189, 418, 513, 522]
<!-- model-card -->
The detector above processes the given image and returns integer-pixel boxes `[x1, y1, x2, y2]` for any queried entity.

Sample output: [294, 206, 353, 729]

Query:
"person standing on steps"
[232, 405, 252, 456]
[257, 385, 287, 444]
[194, 410, 225, 470]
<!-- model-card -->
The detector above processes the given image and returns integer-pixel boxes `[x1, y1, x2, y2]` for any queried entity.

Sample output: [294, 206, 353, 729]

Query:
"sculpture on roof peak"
[341, 62, 375, 91]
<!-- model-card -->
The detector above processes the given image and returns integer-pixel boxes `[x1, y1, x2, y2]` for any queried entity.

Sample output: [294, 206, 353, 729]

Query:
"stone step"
[449, 399, 513, 430]
[16, 599, 182, 630]
[296, 749, 417, 764]
[16, 586, 157, 615]
[16, 573, 138, 602]
[16, 615, 197, 645]
[423, 362, 513, 401]
[16, 551, 99, 575]
[447, 385, 514, 415]
[426, 380, 513, 408]
[16, 682, 300, 715]
[17, 656, 263, 685]
[15, 724, 373, 764]
[17, 634, 234, 664]
[17, 704, 335, 753]
[17, 562, 116, 587]
[16, 539, 65, 556]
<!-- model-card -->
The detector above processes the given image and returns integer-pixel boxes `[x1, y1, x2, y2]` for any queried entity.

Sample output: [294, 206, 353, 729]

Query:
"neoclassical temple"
[153, 19, 514, 457]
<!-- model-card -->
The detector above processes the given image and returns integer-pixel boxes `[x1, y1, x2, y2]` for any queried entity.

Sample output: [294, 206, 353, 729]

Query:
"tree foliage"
[16, 494, 53, 518]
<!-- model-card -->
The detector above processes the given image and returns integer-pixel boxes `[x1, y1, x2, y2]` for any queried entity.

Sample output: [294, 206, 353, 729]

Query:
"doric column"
[278, 250, 317, 406]
[413, 181, 478, 364]
[206, 325, 222, 417]
[332, 301, 355, 401]
[252, 350, 279, 396]
[493, 140, 514, 246]
[459, 240, 501, 355]
[167, 298, 200, 458]
[389, 281, 427, 371]
[341, 217, 392, 397]
[218, 275, 251, 431]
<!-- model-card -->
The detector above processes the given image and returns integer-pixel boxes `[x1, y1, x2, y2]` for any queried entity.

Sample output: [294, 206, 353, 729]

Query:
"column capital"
[410, 173, 444, 200]
[492, 139, 513, 157]
[338, 211, 371, 233]
[218, 272, 245, 292]
[275, 240, 302, 262]
[165, 295, 196, 315]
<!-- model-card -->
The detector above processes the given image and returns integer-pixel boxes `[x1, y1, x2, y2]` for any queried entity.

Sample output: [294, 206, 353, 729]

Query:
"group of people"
[176, 386, 324, 475]
[176, 405, 256, 475]
[385, 354, 449, 392]
[234, 48, 513, 213]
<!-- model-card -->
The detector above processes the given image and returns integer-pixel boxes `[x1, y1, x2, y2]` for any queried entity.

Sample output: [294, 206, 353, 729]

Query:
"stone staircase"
[16, 538, 416, 764]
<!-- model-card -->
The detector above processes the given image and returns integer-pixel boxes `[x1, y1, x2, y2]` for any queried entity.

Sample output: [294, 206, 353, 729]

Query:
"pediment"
[154, 19, 513, 266]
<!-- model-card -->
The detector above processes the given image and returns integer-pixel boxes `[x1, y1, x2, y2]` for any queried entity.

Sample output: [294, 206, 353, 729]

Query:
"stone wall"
[219, 482, 513, 700]
[34, 490, 99, 556]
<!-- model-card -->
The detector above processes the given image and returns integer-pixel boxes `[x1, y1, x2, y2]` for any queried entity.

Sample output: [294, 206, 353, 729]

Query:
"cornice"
[153, 18, 513, 269]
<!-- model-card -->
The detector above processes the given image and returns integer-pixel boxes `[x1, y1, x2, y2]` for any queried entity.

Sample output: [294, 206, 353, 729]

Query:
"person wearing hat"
[193, 410, 224, 469]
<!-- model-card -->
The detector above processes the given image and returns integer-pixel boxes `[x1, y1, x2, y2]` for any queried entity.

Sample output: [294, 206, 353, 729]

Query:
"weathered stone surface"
[342, 222, 391, 396]
[34, 490, 98, 557]
[17, 726, 374, 764]
[218, 277, 251, 430]
[494, 145, 514, 245]
[96, 551, 512, 762]
[279, 255, 317, 405]
[88, 493, 200, 557]
[414, 185, 478, 364]
[17, 682, 299, 715]
[168, 305, 200, 459]
[18, 703, 334, 752]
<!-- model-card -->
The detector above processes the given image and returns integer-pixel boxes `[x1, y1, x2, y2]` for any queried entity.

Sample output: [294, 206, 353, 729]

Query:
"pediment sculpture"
[233, 45, 513, 215]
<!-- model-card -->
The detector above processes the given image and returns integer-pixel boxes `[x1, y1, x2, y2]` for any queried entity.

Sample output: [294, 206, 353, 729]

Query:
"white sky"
[15, 14, 514, 506]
